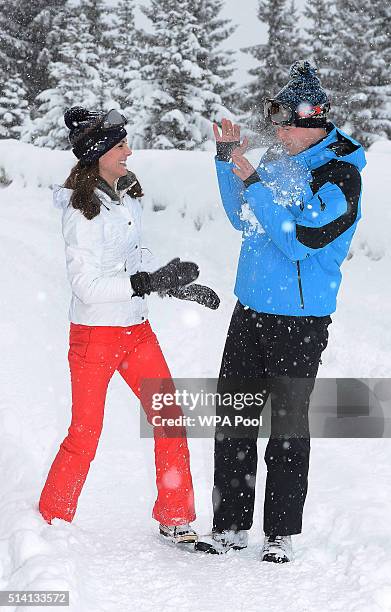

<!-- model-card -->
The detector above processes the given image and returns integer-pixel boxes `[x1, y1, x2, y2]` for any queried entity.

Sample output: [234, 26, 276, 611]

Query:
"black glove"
[130, 258, 199, 297]
[216, 140, 240, 162]
[164, 283, 220, 310]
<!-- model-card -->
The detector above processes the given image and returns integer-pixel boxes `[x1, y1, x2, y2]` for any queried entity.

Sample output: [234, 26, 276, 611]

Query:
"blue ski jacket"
[215, 123, 366, 316]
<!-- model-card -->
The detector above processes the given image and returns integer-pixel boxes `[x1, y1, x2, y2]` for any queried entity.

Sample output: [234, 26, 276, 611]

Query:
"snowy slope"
[0, 139, 391, 612]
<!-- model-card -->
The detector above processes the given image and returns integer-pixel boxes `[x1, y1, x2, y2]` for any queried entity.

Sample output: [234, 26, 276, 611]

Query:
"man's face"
[274, 125, 324, 156]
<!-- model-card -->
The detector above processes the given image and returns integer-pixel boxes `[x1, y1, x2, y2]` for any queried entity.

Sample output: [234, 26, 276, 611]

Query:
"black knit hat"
[274, 60, 330, 127]
[64, 107, 128, 166]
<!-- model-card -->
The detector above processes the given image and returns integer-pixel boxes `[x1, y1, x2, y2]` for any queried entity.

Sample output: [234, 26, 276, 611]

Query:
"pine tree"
[0, 1, 29, 73]
[110, 0, 143, 117]
[81, 0, 116, 110]
[359, 2, 391, 143]
[192, 0, 237, 113]
[330, 0, 391, 145]
[28, 2, 66, 104]
[128, 0, 238, 149]
[303, 0, 334, 73]
[0, 1, 31, 137]
[303, 0, 339, 122]
[124, 27, 162, 149]
[25, 8, 101, 148]
[3, 0, 65, 106]
[0, 73, 29, 139]
[280, 1, 305, 68]
[243, 0, 306, 134]
[144, 0, 203, 149]
[130, 0, 203, 149]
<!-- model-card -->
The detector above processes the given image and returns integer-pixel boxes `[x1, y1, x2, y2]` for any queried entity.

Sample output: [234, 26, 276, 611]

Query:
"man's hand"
[231, 152, 257, 181]
[213, 118, 241, 143]
[213, 119, 249, 162]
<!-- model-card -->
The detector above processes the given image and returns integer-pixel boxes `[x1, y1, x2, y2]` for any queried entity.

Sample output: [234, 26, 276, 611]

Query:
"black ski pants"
[213, 301, 332, 536]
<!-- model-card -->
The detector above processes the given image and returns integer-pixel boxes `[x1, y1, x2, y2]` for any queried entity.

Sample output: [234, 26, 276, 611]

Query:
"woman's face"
[98, 138, 132, 182]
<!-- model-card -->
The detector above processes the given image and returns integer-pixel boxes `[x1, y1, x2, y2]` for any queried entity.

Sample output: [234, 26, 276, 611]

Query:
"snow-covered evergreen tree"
[280, 1, 305, 69]
[367, 3, 391, 142]
[330, 0, 391, 145]
[0, 2, 28, 73]
[24, 8, 101, 148]
[132, 0, 235, 150]
[3, 0, 65, 105]
[28, 1, 65, 104]
[138, 0, 204, 150]
[0, 3, 30, 138]
[302, 0, 339, 124]
[243, 0, 306, 133]
[192, 0, 237, 113]
[110, 0, 143, 117]
[0, 74, 29, 139]
[303, 0, 334, 73]
[81, 0, 114, 109]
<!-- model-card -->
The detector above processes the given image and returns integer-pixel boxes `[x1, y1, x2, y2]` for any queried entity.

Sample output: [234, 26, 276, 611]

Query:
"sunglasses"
[264, 99, 330, 126]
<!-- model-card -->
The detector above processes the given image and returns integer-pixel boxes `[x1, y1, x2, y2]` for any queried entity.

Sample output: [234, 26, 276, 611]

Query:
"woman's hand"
[130, 258, 200, 298]
[165, 283, 220, 310]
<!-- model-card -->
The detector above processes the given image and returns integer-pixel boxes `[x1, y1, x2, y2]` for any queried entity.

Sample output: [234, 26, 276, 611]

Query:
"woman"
[39, 106, 214, 543]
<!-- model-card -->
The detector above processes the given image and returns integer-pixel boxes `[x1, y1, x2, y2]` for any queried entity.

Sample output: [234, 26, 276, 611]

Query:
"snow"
[0, 138, 391, 611]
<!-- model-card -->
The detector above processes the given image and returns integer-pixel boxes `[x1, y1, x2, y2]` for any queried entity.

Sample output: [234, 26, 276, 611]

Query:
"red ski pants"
[39, 320, 196, 525]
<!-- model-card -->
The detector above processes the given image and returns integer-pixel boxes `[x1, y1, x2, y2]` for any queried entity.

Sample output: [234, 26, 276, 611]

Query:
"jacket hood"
[53, 184, 73, 210]
[52, 172, 137, 211]
[52, 183, 117, 211]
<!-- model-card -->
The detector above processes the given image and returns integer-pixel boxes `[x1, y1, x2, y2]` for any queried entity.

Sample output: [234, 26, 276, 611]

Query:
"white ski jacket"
[53, 185, 148, 326]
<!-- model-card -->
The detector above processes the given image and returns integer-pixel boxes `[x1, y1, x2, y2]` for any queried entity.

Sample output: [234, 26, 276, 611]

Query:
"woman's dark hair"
[64, 160, 101, 220]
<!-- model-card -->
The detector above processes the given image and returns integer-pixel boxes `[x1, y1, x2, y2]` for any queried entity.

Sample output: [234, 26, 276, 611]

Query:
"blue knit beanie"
[64, 107, 128, 166]
[275, 60, 330, 127]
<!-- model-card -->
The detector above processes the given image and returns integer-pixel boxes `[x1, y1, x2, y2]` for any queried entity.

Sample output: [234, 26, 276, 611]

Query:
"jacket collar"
[95, 172, 139, 206]
[96, 177, 120, 203]
[293, 122, 366, 172]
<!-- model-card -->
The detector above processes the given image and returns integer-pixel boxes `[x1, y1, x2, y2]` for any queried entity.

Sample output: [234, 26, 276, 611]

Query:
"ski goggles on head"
[73, 109, 128, 144]
[264, 99, 330, 126]
[97, 109, 128, 130]
[264, 99, 294, 126]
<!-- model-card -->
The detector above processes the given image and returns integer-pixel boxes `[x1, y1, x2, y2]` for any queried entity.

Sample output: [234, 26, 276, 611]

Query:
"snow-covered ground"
[1, 139, 391, 612]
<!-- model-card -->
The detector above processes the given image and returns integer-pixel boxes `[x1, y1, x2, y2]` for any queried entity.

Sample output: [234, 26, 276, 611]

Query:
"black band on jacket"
[296, 160, 361, 250]
[243, 171, 261, 189]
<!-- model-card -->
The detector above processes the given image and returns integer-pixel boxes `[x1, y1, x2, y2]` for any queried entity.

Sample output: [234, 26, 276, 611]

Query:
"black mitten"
[165, 283, 220, 310]
[130, 258, 199, 297]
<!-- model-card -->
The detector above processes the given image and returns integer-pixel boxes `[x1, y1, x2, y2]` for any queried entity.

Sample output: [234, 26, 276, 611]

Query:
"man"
[195, 61, 366, 562]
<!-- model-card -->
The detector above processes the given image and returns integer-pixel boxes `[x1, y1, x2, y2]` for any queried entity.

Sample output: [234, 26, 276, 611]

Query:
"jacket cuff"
[216, 141, 240, 162]
[243, 172, 261, 189]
